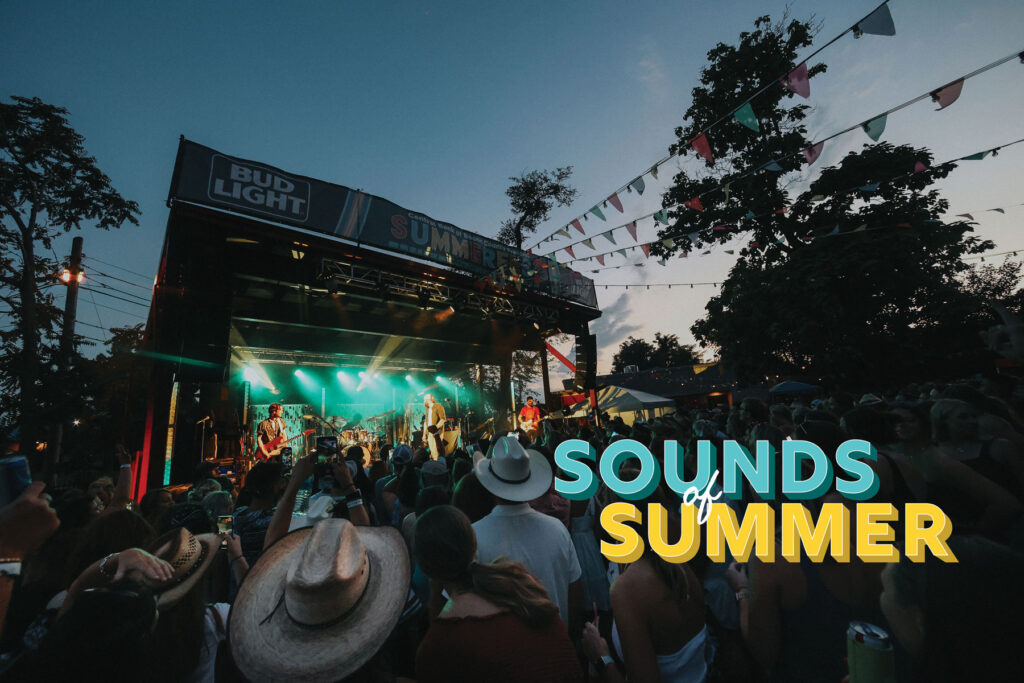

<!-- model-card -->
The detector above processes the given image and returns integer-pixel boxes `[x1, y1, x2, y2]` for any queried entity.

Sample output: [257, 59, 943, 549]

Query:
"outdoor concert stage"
[134, 138, 601, 495]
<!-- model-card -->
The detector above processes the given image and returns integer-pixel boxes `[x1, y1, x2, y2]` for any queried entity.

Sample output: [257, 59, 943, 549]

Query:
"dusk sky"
[4, 0, 1023, 388]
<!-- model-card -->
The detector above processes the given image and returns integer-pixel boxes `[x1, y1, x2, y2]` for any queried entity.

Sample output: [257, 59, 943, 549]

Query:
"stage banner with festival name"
[168, 138, 597, 308]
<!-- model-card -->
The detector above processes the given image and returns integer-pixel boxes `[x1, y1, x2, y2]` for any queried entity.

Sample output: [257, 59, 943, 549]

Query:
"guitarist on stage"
[423, 393, 446, 461]
[518, 396, 541, 441]
[257, 403, 288, 461]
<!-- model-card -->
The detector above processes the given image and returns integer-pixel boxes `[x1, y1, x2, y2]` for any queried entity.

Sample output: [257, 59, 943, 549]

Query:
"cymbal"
[366, 409, 397, 421]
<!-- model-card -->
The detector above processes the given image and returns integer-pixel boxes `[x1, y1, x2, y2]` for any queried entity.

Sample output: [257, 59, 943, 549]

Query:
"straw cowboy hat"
[229, 518, 410, 682]
[473, 434, 552, 502]
[147, 527, 221, 609]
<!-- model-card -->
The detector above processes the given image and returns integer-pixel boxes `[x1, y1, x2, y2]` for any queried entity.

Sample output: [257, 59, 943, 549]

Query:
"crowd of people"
[2, 379, 1024, 681]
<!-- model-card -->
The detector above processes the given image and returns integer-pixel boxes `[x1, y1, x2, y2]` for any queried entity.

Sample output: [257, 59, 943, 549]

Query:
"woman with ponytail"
[413, 505, 582, 682]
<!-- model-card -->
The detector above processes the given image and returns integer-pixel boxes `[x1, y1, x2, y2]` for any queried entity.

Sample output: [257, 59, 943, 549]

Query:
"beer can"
[847, 621, 896, 683]
[0, 455, 32, 508]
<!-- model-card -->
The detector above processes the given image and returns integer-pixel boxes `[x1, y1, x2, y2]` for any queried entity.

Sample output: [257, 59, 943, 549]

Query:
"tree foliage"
[646, 16, 1009, 388]
[496, 167, 578, 249]
[0, 96, 140, 454]
[612, 332, 700, 373]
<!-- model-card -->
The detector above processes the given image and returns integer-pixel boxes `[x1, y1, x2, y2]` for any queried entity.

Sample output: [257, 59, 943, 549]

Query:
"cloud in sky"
[633, 42, 670, 104]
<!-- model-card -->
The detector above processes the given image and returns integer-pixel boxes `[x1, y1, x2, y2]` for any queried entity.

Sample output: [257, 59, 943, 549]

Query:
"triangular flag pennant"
[960, 151, 990, 161]
[827, 225, 840, 236]
[635, 263, 645, 268]
[855, 4, 896, 37]
[626, 221, 638, 241]
[713, 225, 733, 231]
[658, 259, 667, 266]
[854, 224, 868, 232]
[691, 133, 713, 163]
[702, 250, 712, 255]
[663, 238, 675, 249]
[581, 238, 594, 249]
[679, 251, 688, 258]
[650, 164, 659, 180]
[733, 102, 760, 132]
[745, 210, 756, 219]
[617, 249, 627, 258]
[604, 231, 616, 245]
[748, 240, 760, 248]
[956, 213, 974, 220]
[775, 207, 788, 215]
[803, 141, 824, 165]
[590, 206, 606, 221]
[810, 194, 826, 202]
[596, 254, 605, 266]
[725, 250, 735, 255]
[555, 228, 570, 238]
[653, 210, 669, 225]
[641, 243, 651, 258]
[861, 113, 887, 141]
[913, 161, 928, 174]
[990, 208, 1006, 214]
[629, 177, 646, 195]
[859, 183, 880, 192]
[931, 78, 964, 110]
[607, 193, 623, 213]
[722, 182, 732, 204]
[564, 246, 575, 259]
[759, 160, 784, 172]
[684, 197, 703, 212]
[571, 219, 584, 234]
[781, 62, 811, 99]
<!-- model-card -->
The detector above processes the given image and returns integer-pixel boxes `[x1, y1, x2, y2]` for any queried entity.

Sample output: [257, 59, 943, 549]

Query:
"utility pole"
[44, 236, 84, 483]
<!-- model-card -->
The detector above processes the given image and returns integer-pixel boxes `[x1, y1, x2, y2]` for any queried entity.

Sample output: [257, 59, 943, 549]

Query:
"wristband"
[0, 561, 21, 578]
[595, 655, 614, 673]
[99, 553, 118, 579]
[346, 498, 364, 509]
[119, 464, 132, 470]
[735, 588, 751, 602]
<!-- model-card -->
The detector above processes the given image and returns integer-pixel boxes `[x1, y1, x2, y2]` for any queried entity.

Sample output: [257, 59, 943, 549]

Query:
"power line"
[89, 268, 151, 291]
[82, 255, 153, 281]
[80, 286, 150, 308]
[85, 300, 148, 319]
[86, 279, 150, 303]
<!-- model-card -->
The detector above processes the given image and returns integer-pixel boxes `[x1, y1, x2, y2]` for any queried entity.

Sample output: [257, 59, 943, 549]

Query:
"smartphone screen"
[217, 515, 233, 535]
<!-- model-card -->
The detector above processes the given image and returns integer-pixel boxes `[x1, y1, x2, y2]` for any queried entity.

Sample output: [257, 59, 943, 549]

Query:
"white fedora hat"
[473, 434, 552, 502]
[229, 518, 409, 682]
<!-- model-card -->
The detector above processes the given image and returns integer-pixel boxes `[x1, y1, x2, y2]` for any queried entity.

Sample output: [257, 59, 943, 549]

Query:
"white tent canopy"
[565, 385, 676, 425]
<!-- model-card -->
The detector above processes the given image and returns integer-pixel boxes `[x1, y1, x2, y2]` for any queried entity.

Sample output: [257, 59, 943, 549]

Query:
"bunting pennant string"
[691, 133, 714, 163]
[782, 62, 811, 98]
[596, 254, 605, 266]
[590, 206, 606, 221]
[733, 102, 760, 132]
[653, 210, 670, 225]
[571, 219, 584, 234]
[931, 78, 964, 110]
[526, 1, 898, 251]
[604, 231, 617, 245]
[803, 142, 824, 165]
[854, 3, 896, 37]
[564, 245, 575, 259]
[535, 47, 1023, 256]
[608, 193, 624, 212]
[626, 221, 638, 241]
[629, 177, 646, 195]
[543, 134, 1024, 264]
[641, 244, 651, 258]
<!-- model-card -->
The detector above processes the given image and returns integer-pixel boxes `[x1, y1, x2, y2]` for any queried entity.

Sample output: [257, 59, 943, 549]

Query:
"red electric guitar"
[257, 429, 315, 461]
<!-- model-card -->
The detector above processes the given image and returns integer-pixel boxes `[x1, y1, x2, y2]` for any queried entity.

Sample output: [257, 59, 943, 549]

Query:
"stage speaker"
[574, 333, 597, 391]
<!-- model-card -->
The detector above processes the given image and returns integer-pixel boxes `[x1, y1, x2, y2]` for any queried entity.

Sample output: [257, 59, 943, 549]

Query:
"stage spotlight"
[374, 372, 381, 379]
[406, 374, 413, 381]
[243, 367, 260, 385]
[294, 369, 305, 377]
[435, 375, 444, 382]
[358, 371, 366, 378]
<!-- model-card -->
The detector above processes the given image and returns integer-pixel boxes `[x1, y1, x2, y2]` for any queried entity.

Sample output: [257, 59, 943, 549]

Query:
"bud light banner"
[169, 139, 597, 308]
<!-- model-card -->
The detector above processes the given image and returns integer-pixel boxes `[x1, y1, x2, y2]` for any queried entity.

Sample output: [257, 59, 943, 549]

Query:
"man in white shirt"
[472, 435, 582, 627]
